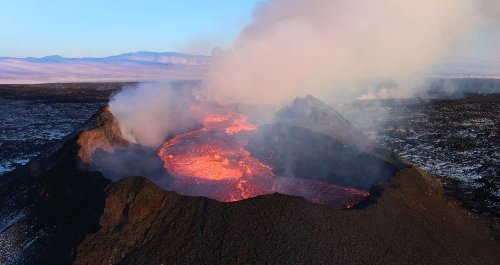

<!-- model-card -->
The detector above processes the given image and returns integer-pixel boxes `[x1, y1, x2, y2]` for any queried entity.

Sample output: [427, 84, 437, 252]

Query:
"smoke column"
[110, 0, 499, 147]
[109, 82, 198, 147]
[204, 0, 496, 106]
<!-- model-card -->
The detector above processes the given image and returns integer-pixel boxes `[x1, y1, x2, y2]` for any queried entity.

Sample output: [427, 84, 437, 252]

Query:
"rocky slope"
[0, 109, 110, 264]
[74, 168, 499, 265]
[1, 99, 499, 264]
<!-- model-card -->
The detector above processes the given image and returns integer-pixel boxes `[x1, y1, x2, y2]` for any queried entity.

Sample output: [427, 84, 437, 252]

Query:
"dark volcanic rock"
[0, 83, 130, 103]
[247, 95, 402, 190]
[274, 95, 401, 165]
[74, 169, 500, 265]
[0, 110, 110, 264]
[247, 123, 399, 190]
[275, 95, 370, 147]
[346, 94, 500, 216]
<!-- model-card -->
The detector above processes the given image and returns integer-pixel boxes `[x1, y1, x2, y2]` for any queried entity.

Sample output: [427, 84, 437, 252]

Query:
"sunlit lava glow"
[158, 108, 369, 207]
[202, 113, 256, 134]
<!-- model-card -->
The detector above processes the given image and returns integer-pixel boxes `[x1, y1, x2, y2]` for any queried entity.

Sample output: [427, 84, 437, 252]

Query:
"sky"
[0, 0, 498, 60]
[0, 0, 264, 57]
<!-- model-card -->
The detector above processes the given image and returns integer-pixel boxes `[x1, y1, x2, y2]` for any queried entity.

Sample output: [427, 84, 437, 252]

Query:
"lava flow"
[158, 108, 369, 208]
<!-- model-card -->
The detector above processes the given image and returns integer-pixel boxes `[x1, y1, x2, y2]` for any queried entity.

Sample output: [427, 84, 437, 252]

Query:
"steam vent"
[0, 96, 498, 265]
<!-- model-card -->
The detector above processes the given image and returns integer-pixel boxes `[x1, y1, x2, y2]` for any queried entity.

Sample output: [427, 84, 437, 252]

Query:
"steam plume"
[204, 0, 496, 106]
[109, 82, 198, 147]
[110, 0, 499, 147]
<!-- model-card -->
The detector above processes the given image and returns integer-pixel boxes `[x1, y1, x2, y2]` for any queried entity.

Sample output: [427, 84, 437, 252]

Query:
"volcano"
[0, 96, 499, 264]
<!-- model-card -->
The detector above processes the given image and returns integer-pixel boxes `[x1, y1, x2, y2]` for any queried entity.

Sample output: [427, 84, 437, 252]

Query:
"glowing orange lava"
[158, 108, 369, 207]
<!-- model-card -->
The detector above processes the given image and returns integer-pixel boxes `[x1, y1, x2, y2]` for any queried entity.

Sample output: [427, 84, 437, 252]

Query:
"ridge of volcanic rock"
[77, 106, 129, 163]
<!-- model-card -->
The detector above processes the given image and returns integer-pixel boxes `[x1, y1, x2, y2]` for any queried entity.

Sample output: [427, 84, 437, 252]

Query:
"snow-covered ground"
[345, 95, 500, 215]
[2, 52, 500, 84]
[0, 98, 104, 175]
[0, 52, 209, 84]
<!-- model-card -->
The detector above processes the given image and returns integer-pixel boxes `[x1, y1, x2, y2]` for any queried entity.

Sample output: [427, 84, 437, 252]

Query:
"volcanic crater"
[87, 95, 400, 209]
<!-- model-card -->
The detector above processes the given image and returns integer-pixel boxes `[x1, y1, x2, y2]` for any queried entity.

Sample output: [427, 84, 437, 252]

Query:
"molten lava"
[158, 108, 369, 208]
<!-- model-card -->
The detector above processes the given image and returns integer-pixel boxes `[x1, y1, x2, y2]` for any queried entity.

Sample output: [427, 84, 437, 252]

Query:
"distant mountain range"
[433, 58, 500, 79]
[0, 51, 211, 84]
[0, 52, 499, 84]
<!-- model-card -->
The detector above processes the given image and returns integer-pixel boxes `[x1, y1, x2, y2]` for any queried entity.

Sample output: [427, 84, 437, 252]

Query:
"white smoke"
[109, 82, 198, 147]
[110, 0, 499, 147]
[204, 0, 496, 106]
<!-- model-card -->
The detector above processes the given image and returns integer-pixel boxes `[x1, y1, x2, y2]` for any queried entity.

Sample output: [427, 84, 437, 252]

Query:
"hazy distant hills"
[0, 51, 210, 84]
[0, 52, 499, 84]
[433, 58, 500, 79]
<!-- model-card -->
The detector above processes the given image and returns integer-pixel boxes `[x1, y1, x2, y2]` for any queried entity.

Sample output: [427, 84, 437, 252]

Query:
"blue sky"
[0, 0, 263, 57]
[0, 0, 498, 60]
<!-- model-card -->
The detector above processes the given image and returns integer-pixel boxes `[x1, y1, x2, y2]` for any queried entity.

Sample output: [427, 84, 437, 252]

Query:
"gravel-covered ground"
[346, 94, 500, 216]
[0, 98, 103, 173]
[0, 83, 126, 175]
